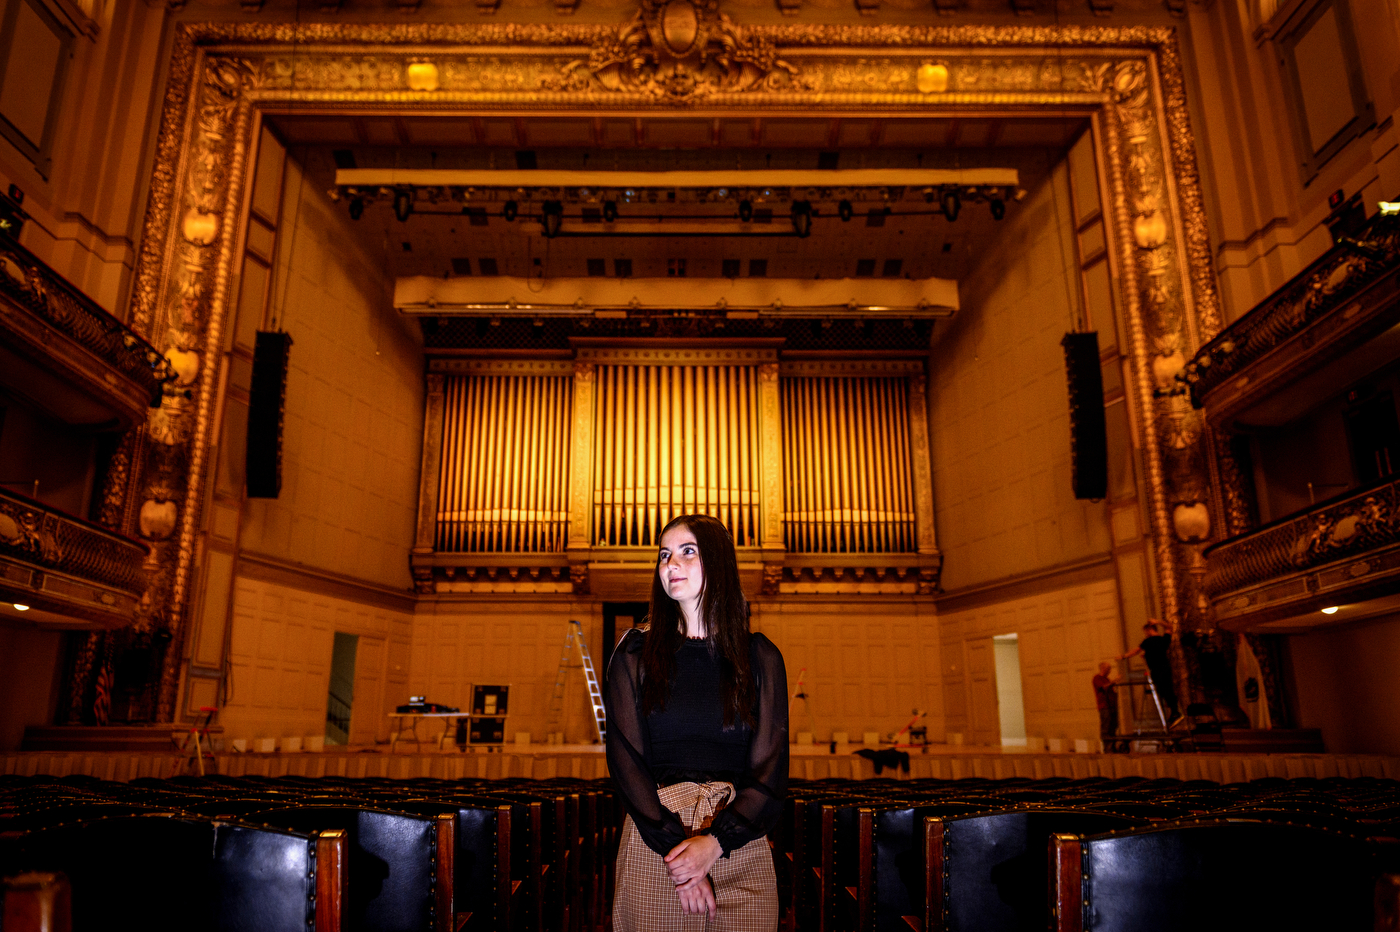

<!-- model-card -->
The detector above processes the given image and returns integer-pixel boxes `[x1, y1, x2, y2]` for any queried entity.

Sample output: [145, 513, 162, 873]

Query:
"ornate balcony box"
[0, 236, 171, 429]
[0, 487, 149, 629]
[1204, 475, 1400, 630]
[1184, 215, 1400, 429]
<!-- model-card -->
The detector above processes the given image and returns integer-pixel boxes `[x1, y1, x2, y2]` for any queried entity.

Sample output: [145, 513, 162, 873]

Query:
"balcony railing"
[1183, 214, 1400, 413]
[0, 487, 149, 628]
[0, 234, 173, 423]
[1203, 475, 1400, 628]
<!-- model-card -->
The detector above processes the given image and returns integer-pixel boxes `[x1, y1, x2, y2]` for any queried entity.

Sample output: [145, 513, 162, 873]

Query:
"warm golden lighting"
[1321, 606, 1340, 614]
[12, 604, 29, 611]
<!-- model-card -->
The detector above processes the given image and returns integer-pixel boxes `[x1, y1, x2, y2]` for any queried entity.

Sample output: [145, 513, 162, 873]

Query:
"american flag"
[93, 662, 113, 725]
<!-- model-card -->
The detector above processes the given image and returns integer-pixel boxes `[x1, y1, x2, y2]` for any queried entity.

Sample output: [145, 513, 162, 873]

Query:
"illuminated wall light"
[12, 604, 29, 611]
[1320, 606, 1340, 614]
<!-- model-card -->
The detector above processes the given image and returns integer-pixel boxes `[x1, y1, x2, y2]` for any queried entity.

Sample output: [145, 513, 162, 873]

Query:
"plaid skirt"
[613, 781, 778, 932]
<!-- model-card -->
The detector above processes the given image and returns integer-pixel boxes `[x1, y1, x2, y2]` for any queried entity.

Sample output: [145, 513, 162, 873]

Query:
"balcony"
[1204, 475, 1400, 631]
[1184, 214, 1400, 430]
[0, 487, 149, 629]
[0, 235, 172, 430]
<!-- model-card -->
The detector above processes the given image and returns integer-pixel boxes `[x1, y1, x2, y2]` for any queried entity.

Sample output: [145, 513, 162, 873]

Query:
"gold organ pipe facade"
[592, 362, 762, 548]
[435, 371, 574, 553]
[781, 376, 917, 553]
[415, 351, 940, 595]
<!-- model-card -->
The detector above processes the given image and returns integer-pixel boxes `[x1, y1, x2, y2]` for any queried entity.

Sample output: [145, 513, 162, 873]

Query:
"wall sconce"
[838, 200, 853, 222]
[348, 197, 364, 221]
[503, 200, 518, 222]
[393, 189, 413, 223]
[603, 200, 618, 222]
[541, 200, 564, 238]
[940, 189, 960, 222]
[990, 198, 1005, 220]
[738, 199, 753, 222]
[791, 200, 812, 238]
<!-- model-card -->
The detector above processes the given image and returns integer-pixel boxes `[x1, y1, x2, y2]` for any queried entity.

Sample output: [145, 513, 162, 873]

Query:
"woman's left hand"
[664, 834, 723, 886]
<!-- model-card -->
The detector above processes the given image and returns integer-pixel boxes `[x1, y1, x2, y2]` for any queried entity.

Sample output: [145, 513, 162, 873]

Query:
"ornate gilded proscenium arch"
[104, 13, 1228, 721]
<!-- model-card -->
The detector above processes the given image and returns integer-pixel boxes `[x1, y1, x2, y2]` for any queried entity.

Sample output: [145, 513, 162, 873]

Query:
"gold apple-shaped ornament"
[406, 61, 439, 92]
[139, 499, 178, 540]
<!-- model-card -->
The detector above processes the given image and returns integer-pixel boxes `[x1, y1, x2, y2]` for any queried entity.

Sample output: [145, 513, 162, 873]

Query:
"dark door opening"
[601, 602, 650, 685]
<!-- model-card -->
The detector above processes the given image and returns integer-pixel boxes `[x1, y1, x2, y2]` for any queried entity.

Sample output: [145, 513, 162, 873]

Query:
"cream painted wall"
[756, 600, 941, 745]
[238, 148, 424, 591]
[410, 601, 600, 744]
[940, 577, 1122, 747]
[221, 576, 413, 745]
[929, 155, 1113, 594]
[1288, 613, 1400, 755]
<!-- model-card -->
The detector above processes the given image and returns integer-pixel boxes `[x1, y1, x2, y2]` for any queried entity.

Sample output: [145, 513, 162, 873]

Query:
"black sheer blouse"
[605, 629, 789, 857]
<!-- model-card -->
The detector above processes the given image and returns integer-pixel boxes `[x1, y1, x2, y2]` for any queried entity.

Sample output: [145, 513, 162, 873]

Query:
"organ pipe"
[436, 374, 573, 553]
[780, 375, 917, 554]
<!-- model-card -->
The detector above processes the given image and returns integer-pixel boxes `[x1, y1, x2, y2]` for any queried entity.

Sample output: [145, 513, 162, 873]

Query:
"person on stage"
[1119, 620, 1182, 728]
[605, 513, 789, 930]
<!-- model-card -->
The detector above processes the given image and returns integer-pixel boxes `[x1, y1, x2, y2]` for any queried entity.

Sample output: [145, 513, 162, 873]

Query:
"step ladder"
[545, 619, 607, 743]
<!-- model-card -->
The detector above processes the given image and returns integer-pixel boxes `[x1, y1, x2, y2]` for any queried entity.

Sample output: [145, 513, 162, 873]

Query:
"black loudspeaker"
[1062, 331, 1108, 500]
[246, 330, 292, 499]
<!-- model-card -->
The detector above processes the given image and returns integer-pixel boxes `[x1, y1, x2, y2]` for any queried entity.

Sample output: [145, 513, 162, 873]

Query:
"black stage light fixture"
[738, 199, 754, 222]
[541, 200, 564, 239]
[503, 200, 518, 222]
[990, 198, 1006, 221]
[790, 200, 813, 238]
[940, 188, 961, 222]
[603, 200, 618, 222]
[838, 199, 854, 222]
[348, 197, 364, 221]
[393, 189, 413, 223]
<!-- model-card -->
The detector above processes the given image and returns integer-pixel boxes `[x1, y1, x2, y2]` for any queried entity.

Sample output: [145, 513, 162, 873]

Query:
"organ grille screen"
[436, 374, 573, 552]
[592, 364, 761, 548]
[782, 376, 917, 553]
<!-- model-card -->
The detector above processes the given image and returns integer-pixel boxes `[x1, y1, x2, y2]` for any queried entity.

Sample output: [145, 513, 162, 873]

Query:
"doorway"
[601, 602, 650, 686]
[992, 633, 1027, 748]
[326, 632, 357, 746]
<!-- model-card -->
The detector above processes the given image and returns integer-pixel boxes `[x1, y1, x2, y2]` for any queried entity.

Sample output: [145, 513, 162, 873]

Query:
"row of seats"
[4, 773, 1400, 930]
[0, 773, 617, 932]
[771, 775, 1400, 932]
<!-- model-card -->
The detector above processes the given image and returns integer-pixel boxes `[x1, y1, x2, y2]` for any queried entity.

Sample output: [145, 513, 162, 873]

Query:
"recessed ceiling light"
[1320, 606, 1340, 615]
[12, 604, 29, 611]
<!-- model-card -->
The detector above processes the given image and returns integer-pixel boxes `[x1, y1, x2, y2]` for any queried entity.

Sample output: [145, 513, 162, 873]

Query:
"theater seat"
[1050, 820, 1379, 932]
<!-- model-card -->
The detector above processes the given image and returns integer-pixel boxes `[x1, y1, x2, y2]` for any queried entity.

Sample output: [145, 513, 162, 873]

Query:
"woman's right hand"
[675, 874, 716, 918]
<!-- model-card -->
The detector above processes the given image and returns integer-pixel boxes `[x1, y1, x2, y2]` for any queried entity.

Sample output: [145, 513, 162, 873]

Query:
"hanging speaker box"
[1061, 331, 1108, 501]
[246, 331, 292, 499]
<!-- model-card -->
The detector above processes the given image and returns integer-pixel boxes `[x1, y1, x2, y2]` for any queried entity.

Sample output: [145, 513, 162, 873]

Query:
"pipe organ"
[781, 375, 916, 554]
[434, 370, 573, 553]
[592, 362, 762, 549]
[415, 351, 940, 594]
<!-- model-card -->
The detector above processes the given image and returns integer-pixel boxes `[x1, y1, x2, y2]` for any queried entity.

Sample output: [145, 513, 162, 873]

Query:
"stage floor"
[3, 743, 1397, 784]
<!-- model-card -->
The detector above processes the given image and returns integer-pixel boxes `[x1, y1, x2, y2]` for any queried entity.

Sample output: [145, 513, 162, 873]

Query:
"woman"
[605, 513, 788, 930]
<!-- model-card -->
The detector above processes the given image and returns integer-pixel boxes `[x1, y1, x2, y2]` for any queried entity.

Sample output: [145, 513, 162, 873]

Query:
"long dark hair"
[640, 513, 756, 728]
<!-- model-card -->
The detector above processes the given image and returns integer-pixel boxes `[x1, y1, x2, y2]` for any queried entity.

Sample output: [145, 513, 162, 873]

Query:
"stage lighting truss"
[328, 176, 1025, 232]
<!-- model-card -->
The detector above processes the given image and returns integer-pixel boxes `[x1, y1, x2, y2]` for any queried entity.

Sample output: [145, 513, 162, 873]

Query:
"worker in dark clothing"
[1119, 621, 1182, 728]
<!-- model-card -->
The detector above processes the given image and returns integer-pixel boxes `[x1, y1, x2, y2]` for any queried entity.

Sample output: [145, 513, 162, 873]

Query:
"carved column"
[567, 361, 596, 592]
[411, 373, 446, 593]
[907, 371, 938, 557]
[756, 362, 785, 555]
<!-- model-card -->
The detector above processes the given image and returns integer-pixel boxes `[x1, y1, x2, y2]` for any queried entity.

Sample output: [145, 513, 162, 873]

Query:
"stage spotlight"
[603, 200, 618, 222]
[393, 189, 413, 223]
[838, 200, 853, 222]
[790, 200, 813, 238]
[503, 200, 518, 222]
[738, 199, 754, 222]
[541, 200, 564, 239]
[940, 188, 961, 222]
[990, 198, 1005, 221]
[348, 197, 364, 221]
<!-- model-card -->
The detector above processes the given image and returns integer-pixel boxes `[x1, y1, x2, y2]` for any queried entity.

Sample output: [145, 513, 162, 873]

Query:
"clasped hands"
[664, 834, 723, 918]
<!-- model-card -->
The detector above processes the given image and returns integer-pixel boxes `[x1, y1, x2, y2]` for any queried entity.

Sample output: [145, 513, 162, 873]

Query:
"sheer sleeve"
[706, 633, 789, 855]
[604, 630, 689, 856]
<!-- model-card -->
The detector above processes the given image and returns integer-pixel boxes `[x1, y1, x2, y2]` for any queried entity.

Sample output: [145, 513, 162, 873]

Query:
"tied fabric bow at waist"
[658, 781, 734, 837]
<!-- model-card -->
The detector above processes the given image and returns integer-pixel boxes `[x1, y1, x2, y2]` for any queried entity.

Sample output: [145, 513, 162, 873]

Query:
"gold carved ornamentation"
[113, 19, 1227, 722]
[544, 0, 807, 100]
